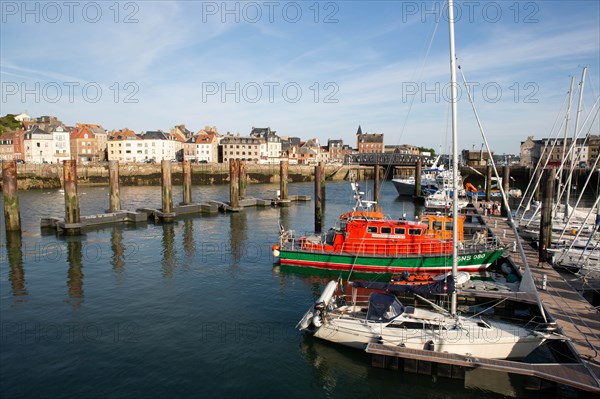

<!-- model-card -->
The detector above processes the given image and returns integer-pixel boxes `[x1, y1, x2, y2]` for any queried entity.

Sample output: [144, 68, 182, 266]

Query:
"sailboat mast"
[447, 0, 459, 317]
[559, 76, 575, 215]
[566, 66, 587, 219]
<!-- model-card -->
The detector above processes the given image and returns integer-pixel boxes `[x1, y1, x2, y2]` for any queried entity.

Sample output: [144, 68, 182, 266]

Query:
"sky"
[1, 0, 599, 154]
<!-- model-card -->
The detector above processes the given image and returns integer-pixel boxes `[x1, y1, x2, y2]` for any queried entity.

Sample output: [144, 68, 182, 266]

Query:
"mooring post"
[280, 160, 288, 200]
[108, 160, 121, 212]
[373, 164, 380, 209]
[238, 160, 247, 198]
[2, 160, 21, 232]
[230, 159, 239, 208]
[485, 162, 492, 202]
[539, 168, 555, 263]
[319, 161, 326, 214]
[414, 160, 422, 197]
[501, 165, 510, 216]
[161, 160, 173, 215]
[63, 160, 81, 234]
[182, 160, 192, 205]
[533, 167, 541, 201]
[315, 163, 323, 233]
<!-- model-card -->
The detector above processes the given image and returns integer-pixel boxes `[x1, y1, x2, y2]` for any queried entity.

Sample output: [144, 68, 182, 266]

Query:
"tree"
[0, 114, 21, 134]
[418, 147, 436, 156]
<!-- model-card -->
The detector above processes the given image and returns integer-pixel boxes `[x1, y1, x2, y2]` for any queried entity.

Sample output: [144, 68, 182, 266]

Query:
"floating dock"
[367, 206, 600, 394]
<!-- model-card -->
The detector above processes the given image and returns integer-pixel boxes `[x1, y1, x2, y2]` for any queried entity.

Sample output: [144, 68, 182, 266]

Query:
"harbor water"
[0, 181, 585, 398]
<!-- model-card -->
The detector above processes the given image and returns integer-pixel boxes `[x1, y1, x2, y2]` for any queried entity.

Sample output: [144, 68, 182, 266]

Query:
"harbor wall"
[1, 163, 375, 190]
[2, 163, 597, 192]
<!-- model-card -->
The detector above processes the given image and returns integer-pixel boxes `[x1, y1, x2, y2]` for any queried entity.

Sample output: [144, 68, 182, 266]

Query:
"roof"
[358, 133, 384, 143]
[70, 126, 94, 139]
[108, 128, 141, 141]
[142, 131, 170, 140]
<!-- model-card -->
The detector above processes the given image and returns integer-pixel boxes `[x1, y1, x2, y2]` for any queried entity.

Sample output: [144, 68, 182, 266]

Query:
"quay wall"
[1, 163, 375, 190]
[1, 163, 596, 191]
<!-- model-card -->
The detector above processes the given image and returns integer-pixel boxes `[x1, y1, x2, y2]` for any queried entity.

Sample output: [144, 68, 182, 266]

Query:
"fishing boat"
[273, 181, 504, 274]
[296, 0, 561, 360]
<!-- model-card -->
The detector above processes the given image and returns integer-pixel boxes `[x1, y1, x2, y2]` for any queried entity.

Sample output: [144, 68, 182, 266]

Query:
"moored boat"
[273, 182, 505, 274]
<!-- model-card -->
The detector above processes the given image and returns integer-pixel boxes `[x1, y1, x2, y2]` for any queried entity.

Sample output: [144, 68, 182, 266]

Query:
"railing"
[279, 234, 504, 257]
[345, 153, 434, 166]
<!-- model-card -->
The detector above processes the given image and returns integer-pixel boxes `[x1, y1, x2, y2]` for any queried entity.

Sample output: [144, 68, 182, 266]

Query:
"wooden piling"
[229, 159, 239, 208]
[2, 160, 21, 232]
[501, 165, 510, 216]
[485, 162, 492, 201]
[533, 167, 541, 201]
[108, 160, 121, 212]
[239, 160, 247, 198]
[182, 160, 192, 205]
[161, 160, 173, 214]
[63, 160, 80, 234]
[414, 160, 422, 197]
[280, 160, 288, 200]
[373, 164, 380, 209]
[539, 168, 555, 262]
[319, 161, 326, 214]
[315, 163, 323, 233]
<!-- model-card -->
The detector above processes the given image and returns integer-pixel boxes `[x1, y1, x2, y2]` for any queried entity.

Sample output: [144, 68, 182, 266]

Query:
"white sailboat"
[296, 0, 559, 360]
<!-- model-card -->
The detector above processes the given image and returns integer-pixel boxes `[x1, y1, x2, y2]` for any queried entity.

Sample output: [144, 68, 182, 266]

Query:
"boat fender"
[425, 340, 435, 351]
[312, 314, 323, 328]
[271, 244, 280, 257]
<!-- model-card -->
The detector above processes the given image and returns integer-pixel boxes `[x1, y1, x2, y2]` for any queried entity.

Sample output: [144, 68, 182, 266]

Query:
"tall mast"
[448, 0, 459, 317]
[559, 76, 574, 216]
[566, 66, 587, 219]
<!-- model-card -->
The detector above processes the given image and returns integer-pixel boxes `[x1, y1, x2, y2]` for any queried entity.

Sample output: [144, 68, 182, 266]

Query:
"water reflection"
[5, 231, 27, 299]
[162, 223, 176, 277]
[229, 211, 247, 269]
[183, 219, 195, 257]
[111, 226, 125, 274]
[66, 237, 84, 308]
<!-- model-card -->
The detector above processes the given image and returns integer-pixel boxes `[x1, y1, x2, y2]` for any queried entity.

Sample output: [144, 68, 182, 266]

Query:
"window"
[408, 228, 422, 236]
[445, 222, 453, 231]
[380, 227, 391, 234]
[433, 221, 442, 231]
[367, 226, 378, 233]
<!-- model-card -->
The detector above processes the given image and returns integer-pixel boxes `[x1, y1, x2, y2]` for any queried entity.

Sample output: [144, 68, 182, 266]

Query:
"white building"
[24, 126, 54, 163]
[250, 127, 281, 163]
[193, 132, 218, 163]
[140, 131, 181, 161]
[107, 129, 145, 163]
[48, 125, 71, 163]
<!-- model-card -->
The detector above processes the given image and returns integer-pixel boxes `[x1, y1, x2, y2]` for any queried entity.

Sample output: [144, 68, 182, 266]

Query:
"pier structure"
[2, 160, 21, 232]
[367, 204, 600, 394]
[40, 159, 310, 233]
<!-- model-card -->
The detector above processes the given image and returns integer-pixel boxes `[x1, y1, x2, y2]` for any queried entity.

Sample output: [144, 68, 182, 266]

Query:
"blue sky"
[1, 1, 599, 154]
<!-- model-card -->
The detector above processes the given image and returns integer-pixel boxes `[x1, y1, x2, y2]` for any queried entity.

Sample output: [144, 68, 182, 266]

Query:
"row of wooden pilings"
[2, 158, 313, 234]
[3, 159, 519, 235]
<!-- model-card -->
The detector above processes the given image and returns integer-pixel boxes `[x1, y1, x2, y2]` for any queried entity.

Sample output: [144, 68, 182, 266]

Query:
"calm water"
[0, 180, 573, 398]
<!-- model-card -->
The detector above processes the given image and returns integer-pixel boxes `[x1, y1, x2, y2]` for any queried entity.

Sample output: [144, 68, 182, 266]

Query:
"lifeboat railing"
[279, 234, 504, 257]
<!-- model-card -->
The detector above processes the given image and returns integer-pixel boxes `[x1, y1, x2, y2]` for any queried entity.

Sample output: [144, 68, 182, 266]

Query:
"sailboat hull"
[279, 248, 504, 273]
[312, 318, 544, 360]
